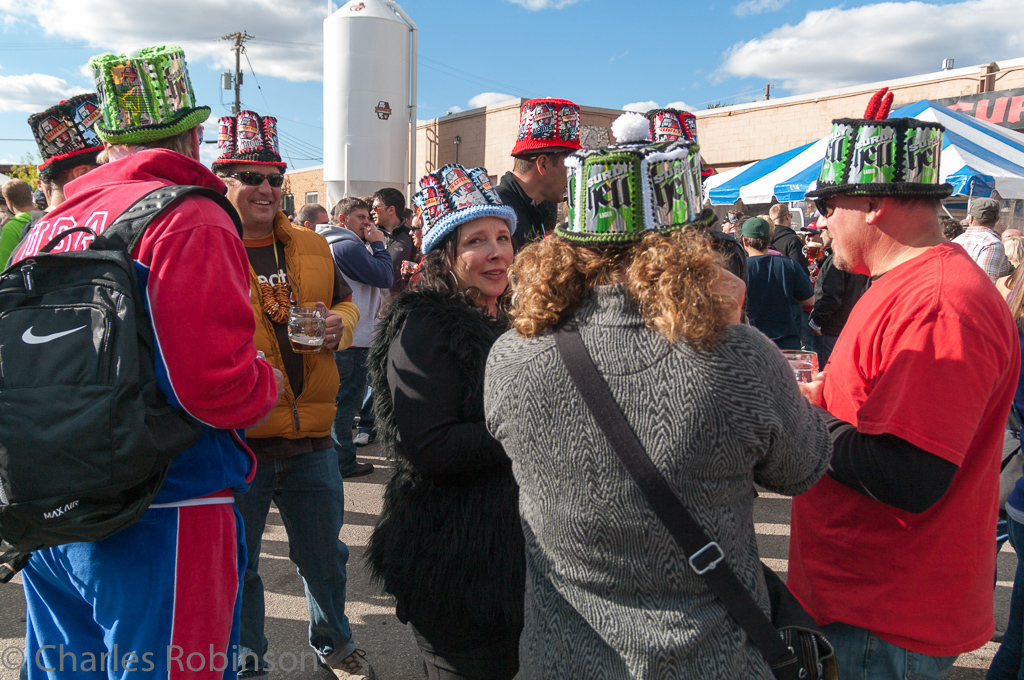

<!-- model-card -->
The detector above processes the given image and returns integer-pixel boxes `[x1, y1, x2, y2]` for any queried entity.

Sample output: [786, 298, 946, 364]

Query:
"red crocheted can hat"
[212, 110, 286, 170]
[511, 98, 583, 157]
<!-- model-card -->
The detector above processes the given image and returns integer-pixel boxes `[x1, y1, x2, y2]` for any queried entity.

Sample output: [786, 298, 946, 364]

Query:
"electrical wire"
[418, 56, 540, 99]
[236, 95, 323, 163]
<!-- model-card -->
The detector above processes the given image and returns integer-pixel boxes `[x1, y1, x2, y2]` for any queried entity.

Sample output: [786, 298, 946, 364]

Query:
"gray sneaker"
[324, 650, 375, 680]
[353, 432, 374, 446]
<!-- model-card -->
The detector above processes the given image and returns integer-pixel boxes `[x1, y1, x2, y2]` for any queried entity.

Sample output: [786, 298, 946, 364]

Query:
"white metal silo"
[324, 0, 417, 207]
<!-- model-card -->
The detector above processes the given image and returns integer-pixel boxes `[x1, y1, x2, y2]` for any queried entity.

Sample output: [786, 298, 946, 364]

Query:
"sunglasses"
[225, 171, 285, 188]
[814, 199, 836, 218]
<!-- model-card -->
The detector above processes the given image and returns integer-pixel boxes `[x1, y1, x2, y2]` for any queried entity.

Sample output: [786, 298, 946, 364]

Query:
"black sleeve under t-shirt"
[245, 238, 350, 397]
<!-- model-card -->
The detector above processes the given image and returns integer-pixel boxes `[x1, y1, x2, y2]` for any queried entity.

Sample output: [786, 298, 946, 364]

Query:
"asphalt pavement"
[0, 441, 1013, 679]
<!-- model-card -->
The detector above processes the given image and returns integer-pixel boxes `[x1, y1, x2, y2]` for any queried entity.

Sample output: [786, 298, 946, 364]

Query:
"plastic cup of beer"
[780, 350, 819, 383]
[288, 306, 326, 354]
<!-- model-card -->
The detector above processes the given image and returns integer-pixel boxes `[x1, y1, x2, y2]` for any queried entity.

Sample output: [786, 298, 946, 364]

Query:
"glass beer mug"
[288, 306, 326, 354]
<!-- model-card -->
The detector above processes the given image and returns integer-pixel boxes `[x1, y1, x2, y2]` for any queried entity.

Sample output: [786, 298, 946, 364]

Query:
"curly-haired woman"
[366, 165, 523, 680]
[484, 129, 831, 679]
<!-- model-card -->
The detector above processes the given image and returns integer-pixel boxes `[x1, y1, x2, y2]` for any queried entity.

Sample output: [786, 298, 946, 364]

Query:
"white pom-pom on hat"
[611, 112, 651, 144]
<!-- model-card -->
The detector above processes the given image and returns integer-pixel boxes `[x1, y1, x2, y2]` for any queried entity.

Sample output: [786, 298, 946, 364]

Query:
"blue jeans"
[813, 333, 839, 367]
[357, 385, 375, 437]
[824, 622, 957, 680]
[235, 447, 354, 671]
[333, 348, 369, 476]
[989, 516, 1024, 679]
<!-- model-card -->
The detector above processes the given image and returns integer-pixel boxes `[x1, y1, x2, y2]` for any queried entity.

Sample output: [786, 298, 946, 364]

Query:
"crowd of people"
[2, 44, 1024, 680]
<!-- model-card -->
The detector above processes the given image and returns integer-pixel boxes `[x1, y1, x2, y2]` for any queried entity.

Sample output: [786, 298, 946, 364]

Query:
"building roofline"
[696, 56, 1024, 119]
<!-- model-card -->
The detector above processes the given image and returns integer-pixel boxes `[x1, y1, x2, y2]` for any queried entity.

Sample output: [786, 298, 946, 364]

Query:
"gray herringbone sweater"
[484, 285, 831, 680]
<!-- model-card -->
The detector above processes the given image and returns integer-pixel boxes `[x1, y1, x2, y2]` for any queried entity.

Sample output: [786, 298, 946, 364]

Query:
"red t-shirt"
[788, 242, 1020, 656]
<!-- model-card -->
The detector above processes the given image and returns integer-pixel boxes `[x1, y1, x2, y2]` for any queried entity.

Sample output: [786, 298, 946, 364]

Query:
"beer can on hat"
[557, 104, 579, 143]
[74, 98, 103, 142]
[517, 107, 534, 140]
[819, 122, 854, 186]
[680, 112, 698, 143]
[262, 116, 281, 157]
[903, 125, 942, 185]
[218, 116, 236, 155]
[414, 175, 446, 224]
[531, 102, 555, 141]
[848, 123, 897, 185]
[648, 157, 690, 226]
[651, 111, 683, 143]
[683, 151, 703, 216]
[584, 159, 634, 234]
[567, 170, 580, 231]
[441, 164, 482, 210]
[467, 167, 498, 203]
[236, 111, 261, 155]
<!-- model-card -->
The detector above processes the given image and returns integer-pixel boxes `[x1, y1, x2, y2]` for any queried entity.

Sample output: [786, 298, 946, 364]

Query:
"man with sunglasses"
[497, 98, 582, 250]
[212, 111, 373, 680]
[788, 111, 1019, 680]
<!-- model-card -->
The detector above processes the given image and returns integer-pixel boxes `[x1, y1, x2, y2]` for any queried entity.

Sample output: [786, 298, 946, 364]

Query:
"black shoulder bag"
[555, 321, 837, 680]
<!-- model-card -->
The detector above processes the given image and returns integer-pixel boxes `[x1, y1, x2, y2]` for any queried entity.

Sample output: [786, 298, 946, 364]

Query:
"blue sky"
[0, 0, 1021, 170]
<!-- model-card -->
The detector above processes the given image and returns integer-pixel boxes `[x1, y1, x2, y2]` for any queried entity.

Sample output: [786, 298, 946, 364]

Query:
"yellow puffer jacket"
[247, 212, 360, 440]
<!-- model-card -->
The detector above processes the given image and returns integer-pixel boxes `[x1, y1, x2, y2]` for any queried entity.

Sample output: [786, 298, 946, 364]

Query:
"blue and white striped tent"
[704, 100, 1024, 205]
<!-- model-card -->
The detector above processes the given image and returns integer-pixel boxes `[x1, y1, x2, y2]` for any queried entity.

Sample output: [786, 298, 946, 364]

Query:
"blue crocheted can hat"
[413, 164, 517, 254]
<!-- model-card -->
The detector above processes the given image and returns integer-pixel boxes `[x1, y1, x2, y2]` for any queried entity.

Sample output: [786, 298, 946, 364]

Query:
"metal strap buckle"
[688, 541, 724, 575]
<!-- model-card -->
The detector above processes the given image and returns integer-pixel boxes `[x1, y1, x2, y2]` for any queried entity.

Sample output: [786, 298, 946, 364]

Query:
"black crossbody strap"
[554, 322, 799, 675]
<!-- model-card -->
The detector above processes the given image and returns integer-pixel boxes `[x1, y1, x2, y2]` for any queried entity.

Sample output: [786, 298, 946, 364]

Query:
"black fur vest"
[366, 288, 524, 641]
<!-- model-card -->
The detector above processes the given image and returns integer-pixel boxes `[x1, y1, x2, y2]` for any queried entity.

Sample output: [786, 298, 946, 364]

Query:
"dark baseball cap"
[969, 198, 1000, 222]
[742, 217, 771, 239]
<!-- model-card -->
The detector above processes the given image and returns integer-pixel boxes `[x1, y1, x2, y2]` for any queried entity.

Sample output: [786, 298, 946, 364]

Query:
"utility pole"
[764, 82, 772, 101]
[222, 32, 253, 114]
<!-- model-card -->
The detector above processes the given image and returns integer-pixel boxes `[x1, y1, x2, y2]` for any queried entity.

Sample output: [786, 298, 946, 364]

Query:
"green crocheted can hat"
[555, 112, 716, 245]
[89, 45, 209, 145]
[805, 87, 953, 201]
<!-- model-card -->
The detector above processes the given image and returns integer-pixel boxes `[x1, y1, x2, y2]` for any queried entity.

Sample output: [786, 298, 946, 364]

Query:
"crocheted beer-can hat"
[645, 108, 713, 179]
[806, 87, 953, 201]
[645, 108, 698, 144]
[413, 164, 517, 254]
[211, 110, 287, 170]
[556, 113, 716, 245]
[89, 45, 209, 145]
[511, 98, 583, 157]
[28, 93, 104, 182]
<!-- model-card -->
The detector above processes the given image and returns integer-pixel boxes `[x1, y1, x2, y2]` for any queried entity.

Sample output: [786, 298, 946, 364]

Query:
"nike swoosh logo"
[22, 325, 88, 345]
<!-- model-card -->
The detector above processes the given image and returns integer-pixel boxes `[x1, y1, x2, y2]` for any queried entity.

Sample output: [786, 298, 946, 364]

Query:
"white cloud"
[446, 105, 463, 114]
[467, 92, 516, 108]
[0, 0, 326, 82]
[505, 0, 579, 8]
[199, 142, 220, 168]
[609, 50, 629, 63]
[622, 100, 659, 113]
[733, 0, 788, 17]
[0, 73, 88, 112]
[719, 0, 1024, 94]
[622, 100, 696, 113]
[665, 100, 696, 112]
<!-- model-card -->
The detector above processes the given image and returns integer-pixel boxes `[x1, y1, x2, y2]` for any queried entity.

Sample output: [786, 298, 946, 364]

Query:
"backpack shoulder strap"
[95, 185, 242, 253]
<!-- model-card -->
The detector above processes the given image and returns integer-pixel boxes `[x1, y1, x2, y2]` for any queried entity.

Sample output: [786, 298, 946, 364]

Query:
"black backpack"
[0, 185, 243, 558]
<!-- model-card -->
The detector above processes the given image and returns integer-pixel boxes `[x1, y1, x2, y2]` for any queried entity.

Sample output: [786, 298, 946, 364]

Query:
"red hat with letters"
[511, 98, 582, 157]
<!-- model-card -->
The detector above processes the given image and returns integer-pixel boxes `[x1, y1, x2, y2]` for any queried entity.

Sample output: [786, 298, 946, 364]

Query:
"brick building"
[286, 56, 1024, 210]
